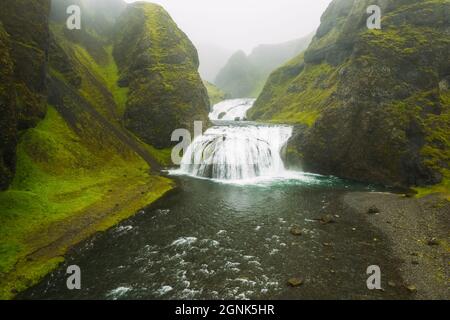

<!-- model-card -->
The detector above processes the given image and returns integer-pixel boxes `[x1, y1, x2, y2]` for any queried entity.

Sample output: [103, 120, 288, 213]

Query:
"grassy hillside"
[250, 0, 450, 192]
[0, 0, 212, 298]
[204, 81, 227, 107]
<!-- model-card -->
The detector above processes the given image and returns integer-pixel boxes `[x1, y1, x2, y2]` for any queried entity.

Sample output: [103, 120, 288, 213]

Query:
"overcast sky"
[125, 0, 333, 53]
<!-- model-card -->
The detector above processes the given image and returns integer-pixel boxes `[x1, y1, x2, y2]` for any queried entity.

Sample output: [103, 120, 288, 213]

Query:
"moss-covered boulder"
[250, 0, 450, 188]
[113, 3, 209, 148]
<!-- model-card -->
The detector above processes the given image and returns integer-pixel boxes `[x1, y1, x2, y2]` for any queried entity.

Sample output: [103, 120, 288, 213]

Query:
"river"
[22, 99, 409, 300]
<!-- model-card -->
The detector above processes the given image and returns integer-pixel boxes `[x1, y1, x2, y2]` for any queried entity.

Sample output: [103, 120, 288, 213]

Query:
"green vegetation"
[0, 107, 173, 298]
[0, 0, 207, 298]
[114, 2, 209, 148]
[249, 55, 336, 127]
[0, 1, 51, 190]
[250, 0, 449, 191]
[204, 80, 227, 106]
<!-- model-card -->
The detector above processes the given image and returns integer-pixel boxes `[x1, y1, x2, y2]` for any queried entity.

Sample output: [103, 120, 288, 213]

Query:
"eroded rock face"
[0, 24, 17, 190]
[114, 3, 210, 148]
[0, 1, 51, 189]
[250, 0, 450, 188]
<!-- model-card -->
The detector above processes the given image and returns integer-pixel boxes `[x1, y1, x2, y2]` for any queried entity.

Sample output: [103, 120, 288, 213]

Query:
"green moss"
[203, 80, 226, 106]
[250, 58, 336, 127]
[0, 106, 173, 298]
[113, 2, 209, 148]
[414, 170, 450, 200]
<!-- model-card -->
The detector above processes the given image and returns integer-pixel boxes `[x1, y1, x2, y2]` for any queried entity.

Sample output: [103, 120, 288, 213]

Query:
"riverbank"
[342, 192, 449, 299]
[0, 172, 174, 299]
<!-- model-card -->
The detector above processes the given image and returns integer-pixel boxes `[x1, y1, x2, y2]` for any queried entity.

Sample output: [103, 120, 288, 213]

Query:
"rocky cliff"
[0, 0, 51, 190]
[0, 0, 207, 297]
[249, 0, 450, 189]
[114, 3, 210, 148]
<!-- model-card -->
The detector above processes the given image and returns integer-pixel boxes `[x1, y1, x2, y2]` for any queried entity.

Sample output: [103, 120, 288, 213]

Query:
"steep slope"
[215, 35, 313, 98]
[250, 0, 450, 190]
[215, 50, 260, 98]
[0, 0, 212, 298]
[0, 0, 51, 190]
[0, 24, 16, 190]
[114, 3, 210, 149]
[204, 81, 228, 107]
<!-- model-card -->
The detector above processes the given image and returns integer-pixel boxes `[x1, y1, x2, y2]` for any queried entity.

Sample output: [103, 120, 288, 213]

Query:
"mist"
[124, 0, 333, 53]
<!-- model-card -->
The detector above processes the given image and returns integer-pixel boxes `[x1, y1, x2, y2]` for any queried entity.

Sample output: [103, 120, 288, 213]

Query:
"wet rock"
[405, 284, 417, 293]
[287, 278, 304, 287]
[367, 205, 380, 214]
[319, 214, 336, 224]
[388, 281, 396, 287]
[427, 238, 439, 246]
[289, 225, 302, 236]
[218, 112, 226, 120]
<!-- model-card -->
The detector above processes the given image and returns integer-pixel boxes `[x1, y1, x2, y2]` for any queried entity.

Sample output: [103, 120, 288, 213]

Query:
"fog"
[124, 0, 333, 53]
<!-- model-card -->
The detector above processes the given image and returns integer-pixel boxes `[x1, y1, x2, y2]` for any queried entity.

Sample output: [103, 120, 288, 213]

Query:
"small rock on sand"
[287, 278, 304, 287]
[320, 214, 336, 224]
[290, 225, 302, 236]
[367, 205, 380, 214]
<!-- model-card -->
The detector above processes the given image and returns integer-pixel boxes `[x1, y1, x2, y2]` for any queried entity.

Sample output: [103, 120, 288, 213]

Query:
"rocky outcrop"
[113, 3, 210, 148]
[0, 0, 51, 189]
[0, 24, 17, 190]
[250, 0, 450, 188]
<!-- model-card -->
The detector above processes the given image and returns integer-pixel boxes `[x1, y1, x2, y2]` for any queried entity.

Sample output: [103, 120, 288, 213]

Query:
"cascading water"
[209, 99, 256, 121]
[177, 99, 293, 181]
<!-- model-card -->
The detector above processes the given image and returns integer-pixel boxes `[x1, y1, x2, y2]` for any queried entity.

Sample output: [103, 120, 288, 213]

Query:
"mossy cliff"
[0, 0, 51, 189]
[113, 3, 210, 148]
[0, 24, 17, 190]
[0, 0, 208, 298]
[249, 0, 450, 190]
[204, 80, 228, 107]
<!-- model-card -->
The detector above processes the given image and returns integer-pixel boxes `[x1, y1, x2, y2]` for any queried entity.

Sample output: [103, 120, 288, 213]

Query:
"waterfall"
[176, 99, 293, 181]
[179, 125, 292, 180]
[209, 99, 256, 121]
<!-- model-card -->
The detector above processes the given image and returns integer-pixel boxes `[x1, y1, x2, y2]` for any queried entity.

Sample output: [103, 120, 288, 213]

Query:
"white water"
[209, 99, 256, 121]
[175, 99, 294, 181]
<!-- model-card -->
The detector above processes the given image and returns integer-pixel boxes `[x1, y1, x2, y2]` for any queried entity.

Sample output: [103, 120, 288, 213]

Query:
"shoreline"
[0, 174, 175, 300]
[342, 191, 449, 299]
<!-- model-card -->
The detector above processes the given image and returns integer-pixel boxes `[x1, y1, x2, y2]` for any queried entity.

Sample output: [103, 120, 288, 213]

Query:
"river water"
[22, 100, 409, 300]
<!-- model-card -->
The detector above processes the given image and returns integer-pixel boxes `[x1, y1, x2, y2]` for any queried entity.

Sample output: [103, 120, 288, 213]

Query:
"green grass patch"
[0, 106, 170, 285]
